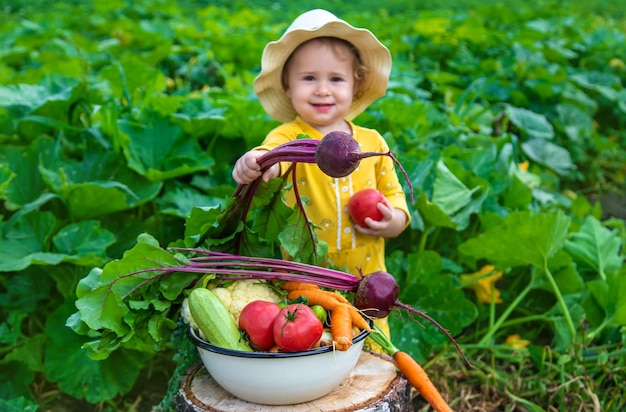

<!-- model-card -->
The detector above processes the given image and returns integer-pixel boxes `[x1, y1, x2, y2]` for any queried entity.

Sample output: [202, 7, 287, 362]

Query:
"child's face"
[284, 39, 356, 133]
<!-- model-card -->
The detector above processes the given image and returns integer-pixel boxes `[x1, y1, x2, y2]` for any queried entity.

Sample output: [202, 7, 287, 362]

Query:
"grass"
[414, 341, 625, 411]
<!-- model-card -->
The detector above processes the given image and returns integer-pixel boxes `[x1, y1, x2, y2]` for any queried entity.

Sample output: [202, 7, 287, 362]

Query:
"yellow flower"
[460, 265, 503, 304]
[519, 160, 529, 172]
[504, 334, 530, 349]
[609, 58, 625, 70]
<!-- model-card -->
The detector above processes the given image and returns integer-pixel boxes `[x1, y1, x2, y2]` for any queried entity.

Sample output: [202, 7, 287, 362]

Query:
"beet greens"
[100, 245, 469, 366]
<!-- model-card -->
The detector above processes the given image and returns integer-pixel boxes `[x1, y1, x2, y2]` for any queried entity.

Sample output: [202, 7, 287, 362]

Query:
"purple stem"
[173, 248, 359, 285]
[393, 300, 473, 368]
[358, 150, 415, 205]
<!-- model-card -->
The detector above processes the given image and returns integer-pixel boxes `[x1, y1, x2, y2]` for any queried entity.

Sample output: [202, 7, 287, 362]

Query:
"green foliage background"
[1, 0, 625, 410]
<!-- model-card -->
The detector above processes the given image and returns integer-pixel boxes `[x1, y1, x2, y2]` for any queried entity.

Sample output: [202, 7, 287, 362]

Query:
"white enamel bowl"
[188, 326, 368, 405]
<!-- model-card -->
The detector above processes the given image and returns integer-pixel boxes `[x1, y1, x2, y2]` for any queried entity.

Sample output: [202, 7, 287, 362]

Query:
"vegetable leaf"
[521, 139, 576, 176]
[564, 215, 623, 279]
[458, 210, 571, 269]
[506, 106, 555, 140]
[118, 115, 215, 182]
[391, 251, 478, 361]
[45, 300, 151, 403]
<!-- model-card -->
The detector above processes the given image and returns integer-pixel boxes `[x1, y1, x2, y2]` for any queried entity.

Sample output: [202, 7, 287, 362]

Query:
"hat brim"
[254, 15, 391, 123]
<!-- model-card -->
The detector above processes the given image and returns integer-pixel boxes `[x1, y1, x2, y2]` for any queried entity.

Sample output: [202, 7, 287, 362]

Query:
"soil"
[588, 192, 626, 220]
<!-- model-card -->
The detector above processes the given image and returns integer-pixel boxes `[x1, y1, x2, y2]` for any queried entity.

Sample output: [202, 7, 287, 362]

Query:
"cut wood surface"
[174, 350, 411, 412]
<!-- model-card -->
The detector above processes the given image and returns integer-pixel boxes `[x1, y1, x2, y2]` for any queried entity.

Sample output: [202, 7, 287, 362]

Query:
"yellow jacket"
[256, 117, 411, 277]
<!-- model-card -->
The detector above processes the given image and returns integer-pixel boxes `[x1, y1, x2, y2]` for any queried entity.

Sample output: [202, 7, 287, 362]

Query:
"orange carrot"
[287, 289, 372, 332]
[330, 304, 353, 351]
[278, 280, 320, 292]
[348, 306, 372, 332]
[286, 289, 343, 309]
[393, 351, 453, 412]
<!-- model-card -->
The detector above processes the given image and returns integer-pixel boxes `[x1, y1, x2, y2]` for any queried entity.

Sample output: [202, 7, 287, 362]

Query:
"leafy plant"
[1, 1, 625, 411]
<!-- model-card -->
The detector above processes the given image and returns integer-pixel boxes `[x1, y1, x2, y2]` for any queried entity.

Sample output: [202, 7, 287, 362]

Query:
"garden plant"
[1, 0, 625, 411]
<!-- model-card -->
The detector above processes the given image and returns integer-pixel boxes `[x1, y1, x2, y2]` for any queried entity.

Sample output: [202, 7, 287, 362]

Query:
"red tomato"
[272, 303, 323, 352]
[239, 300, 281, 350]
[347, 189, 388, 227]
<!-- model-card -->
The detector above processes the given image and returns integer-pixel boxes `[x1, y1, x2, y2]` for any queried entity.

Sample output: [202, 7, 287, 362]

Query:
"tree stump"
[174, 350, 411, 412]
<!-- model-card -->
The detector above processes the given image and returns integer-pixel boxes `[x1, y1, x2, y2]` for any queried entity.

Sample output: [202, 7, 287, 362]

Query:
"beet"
[353, 271, 399, 318]
[314, 131, 362, 177]
[314, 131, 415, 204]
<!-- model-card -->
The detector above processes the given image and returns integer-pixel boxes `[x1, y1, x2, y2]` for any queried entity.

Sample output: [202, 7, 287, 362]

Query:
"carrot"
[366, 323, 453, 412]
[393, 351, 452, 412]
[330, 304, 353, 351]
[347, 305, 372, 332]
[287, 289, 372, 332]
[278, 280, 320, 292]
[286, 289, 344, 309]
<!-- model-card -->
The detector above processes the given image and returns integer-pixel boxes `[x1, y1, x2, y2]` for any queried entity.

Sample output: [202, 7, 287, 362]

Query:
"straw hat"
[253, 9, 392, 123]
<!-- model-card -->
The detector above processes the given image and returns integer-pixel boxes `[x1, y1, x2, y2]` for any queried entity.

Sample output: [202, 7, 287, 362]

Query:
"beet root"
[353, 271, 399, 318]
[315, 130, 362, 178]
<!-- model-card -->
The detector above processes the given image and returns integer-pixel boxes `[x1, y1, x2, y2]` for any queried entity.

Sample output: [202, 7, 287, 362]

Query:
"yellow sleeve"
[252, 119, 322, 177]
[369, 132, 412, 229]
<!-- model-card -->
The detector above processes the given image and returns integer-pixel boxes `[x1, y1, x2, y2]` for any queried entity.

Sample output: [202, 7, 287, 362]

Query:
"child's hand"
[232, 150, 279, 184]
[353, 199, 406, 239]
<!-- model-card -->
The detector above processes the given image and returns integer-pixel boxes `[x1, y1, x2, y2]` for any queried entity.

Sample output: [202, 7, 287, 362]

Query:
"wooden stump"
[174, 350, 411, 412]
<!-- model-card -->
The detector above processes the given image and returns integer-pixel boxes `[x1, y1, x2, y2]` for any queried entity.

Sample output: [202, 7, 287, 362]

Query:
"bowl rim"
[188, 324, 370, 358]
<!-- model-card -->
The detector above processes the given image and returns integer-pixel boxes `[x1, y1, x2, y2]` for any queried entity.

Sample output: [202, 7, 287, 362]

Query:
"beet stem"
[393, 300, 473, 368]
[356, 150, 415, 204]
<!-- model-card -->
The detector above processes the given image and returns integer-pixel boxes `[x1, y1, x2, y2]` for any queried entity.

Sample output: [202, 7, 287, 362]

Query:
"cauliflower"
[210, 280, 282, 324]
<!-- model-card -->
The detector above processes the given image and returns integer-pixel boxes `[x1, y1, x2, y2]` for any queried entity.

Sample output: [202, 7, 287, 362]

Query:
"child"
[232, 9, 411, 338]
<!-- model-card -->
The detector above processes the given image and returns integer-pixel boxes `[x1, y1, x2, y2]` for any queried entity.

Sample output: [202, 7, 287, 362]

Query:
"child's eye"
[303, 75, 316, 81]
[331, 76, 345, 83]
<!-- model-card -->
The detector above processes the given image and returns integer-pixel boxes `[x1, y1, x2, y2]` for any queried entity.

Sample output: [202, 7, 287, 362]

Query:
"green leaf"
[458, 210, 571, 269]
[609, 272, 626, 325]
[171, 108, 226, 139]
[391, 251, 477, 362]
[183, 203, 231, 247]
[52, 220, 116, 266]
[0, 211, 65, 272]
[0, 396, 39, 412]
[0, 137, 53, 209]
[556, 103, 594, 143]
[75, 234, 187, 335]
[0, 361, 35, 402]
[118, 115, 215, 182]
[75, 284, 129, 336]
[506, 106, 554, 140]
[545, 298, 586, 351]
[156, 181, 226, 219]
[0, 312, 28, 346]
[3, 267, 54, 314]
[564, 215, 623, 279]
[98, 233, 185, 292]
[586, 272, 626, 326]
[0, 210, 118, 272]
[38, 138, 163, 220]
[45, 300, 150, 403]
[0, 75, 77, 117]
[98, 56, 167, 105]
[415, 191, 457, 229]
[432, 159, 478, 215]
[3, 334, 46, 372]
[522, 139, 576, 176]
[251, 180, 293, 244]
[0, 165, 15, 197]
